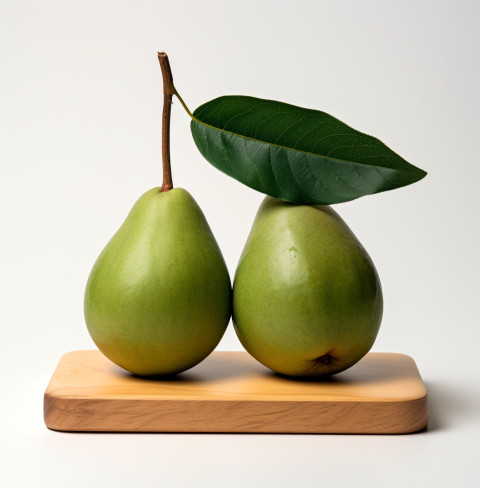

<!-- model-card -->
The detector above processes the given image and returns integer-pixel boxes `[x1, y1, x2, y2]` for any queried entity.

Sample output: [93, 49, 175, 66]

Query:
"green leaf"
[190, 95, 426, 205]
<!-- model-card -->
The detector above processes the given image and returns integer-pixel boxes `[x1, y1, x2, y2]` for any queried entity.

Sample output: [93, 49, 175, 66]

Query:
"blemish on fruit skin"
[289, 247, 298, 258]
[316, 354, 333, 365]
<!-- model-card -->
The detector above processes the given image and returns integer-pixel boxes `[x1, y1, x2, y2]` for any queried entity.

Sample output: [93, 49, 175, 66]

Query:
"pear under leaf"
[233, 196, 382, 377]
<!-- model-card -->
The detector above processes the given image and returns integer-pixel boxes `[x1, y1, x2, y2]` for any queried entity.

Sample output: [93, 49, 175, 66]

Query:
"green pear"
[84, 187, 231, 376]
[233, 196, 383, 377]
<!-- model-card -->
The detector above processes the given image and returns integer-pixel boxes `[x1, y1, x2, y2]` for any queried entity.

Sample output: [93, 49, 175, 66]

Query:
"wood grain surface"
[44, 350, 427, 434]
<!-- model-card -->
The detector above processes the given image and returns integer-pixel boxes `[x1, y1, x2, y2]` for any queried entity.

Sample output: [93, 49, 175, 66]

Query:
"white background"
[1, 0, 479, 486]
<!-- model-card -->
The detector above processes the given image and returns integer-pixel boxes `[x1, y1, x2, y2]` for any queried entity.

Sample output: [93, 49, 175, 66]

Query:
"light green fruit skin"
[233, 196, 383, 377]
[84, 187, 231, 376]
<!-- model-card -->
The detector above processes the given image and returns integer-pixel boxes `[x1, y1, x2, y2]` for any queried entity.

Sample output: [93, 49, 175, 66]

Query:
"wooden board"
[44, 350, 427, 434]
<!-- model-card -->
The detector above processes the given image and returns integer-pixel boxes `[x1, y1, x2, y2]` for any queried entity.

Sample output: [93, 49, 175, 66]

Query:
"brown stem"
[157, 52, 174, 192]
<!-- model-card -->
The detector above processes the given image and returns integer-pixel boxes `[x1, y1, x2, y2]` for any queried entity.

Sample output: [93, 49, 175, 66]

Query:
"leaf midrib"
[191, 114, 414, 174]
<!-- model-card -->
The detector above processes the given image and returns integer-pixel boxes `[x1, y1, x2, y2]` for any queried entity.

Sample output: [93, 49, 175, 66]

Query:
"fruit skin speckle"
[233, 196, 383, 377]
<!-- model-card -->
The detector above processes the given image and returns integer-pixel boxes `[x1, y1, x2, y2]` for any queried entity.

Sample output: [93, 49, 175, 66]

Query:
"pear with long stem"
[84, 53, 231, 376]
